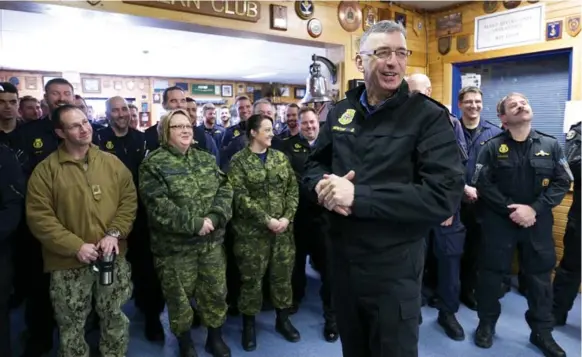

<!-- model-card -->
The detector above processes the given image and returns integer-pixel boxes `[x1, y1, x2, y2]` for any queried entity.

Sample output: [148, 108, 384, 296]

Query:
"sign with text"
[191, 84, 216, 95]
[122, 0, 261, 23]
[474, 3, 544, 52]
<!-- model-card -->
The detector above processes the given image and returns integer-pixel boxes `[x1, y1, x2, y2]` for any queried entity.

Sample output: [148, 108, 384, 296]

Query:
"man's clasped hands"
[315, 170, 356, 216]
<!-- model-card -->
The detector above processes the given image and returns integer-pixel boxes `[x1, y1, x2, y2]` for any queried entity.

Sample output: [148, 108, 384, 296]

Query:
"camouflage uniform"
[50, 258, 132, 357]
[228, 146, 299, 315]
[139, 144, 233, 335]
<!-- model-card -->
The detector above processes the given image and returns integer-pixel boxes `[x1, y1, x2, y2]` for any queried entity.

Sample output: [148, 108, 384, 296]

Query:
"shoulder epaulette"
[535, 130, 557, 139]
[416, 93, 451, 115]
[481, 131, 505, 146]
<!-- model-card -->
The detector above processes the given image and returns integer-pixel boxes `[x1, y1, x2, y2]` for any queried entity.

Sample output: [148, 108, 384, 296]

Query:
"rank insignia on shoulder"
[338, 109, 355, 126]
[566, 130, 576, 140]
[105, 141, 114, 150]
[498, 144, 509, 154]
[535, 150, 550, 157]
[233, 129, 240, 137]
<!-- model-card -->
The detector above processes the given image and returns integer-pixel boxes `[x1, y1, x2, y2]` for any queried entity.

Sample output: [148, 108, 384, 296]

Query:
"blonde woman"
[139, 109, 233, 357]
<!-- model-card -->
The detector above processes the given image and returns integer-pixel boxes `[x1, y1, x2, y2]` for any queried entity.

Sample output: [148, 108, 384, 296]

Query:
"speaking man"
[303, 20, 465, 357]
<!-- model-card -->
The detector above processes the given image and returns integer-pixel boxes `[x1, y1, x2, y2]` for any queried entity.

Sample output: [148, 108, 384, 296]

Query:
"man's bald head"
[105, 96, 130, 131]
[407, 73, 432, 97]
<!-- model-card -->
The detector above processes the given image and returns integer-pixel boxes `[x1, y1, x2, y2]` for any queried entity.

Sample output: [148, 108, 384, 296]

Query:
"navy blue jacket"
[13, 117, 61, 177]
[462, 119, 502, 185]
[198, 123, 225, 150]
[93, 126, 147, 184]
[0, 144, 25, 245]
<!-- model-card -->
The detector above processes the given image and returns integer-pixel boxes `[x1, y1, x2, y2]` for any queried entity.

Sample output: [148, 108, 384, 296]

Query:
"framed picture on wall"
[221, 84, 233, 97]
[43, 76, 59, 87]
[82, 78, 101, 93]
[294, 87, 306, 99]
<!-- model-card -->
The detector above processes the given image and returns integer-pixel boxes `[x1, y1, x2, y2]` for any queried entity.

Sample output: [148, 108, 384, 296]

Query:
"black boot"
[323, 317, 339, 342]
[241, 314, 257, 351]
[530, 331, 566, 357]
[437, 311, 465, 341]
[275, 308, 300, 342]
[145, 314, 165, 342]
[205, 326, 231, 357]
[177, 332, 197, 357]
[474, 321, 495, 349]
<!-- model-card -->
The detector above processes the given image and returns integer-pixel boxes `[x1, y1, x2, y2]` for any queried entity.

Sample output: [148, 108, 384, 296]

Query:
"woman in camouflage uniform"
[139, 109, 233, 357]
[228, 114, 300, 351]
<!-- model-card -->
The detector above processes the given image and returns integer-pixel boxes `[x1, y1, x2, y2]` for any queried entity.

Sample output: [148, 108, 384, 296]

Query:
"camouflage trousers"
[154, 242, 227, 335]
[234, 230, 295, 315]
[49, 257, 132, 357]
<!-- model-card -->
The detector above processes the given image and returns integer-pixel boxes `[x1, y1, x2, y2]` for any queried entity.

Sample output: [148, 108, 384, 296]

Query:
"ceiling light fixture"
[243, 72, 278, 79]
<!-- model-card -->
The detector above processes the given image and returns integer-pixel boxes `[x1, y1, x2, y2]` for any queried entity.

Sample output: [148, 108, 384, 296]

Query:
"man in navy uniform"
[303, 20, 464, 357]
[473, 93, 570, 357]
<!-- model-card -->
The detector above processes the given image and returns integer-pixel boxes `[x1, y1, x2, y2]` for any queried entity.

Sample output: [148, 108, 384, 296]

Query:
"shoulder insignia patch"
[294, 143, 301, 149]
[105, 141, 114, 150]
[566, 130, 576, 140]
[498, 144, 509, 154]
[338, 109, 355, 126]
[233, 129, 240, 137]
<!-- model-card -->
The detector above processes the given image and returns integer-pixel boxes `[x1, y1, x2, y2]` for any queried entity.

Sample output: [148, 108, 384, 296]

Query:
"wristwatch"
[106, 229, 121, 239]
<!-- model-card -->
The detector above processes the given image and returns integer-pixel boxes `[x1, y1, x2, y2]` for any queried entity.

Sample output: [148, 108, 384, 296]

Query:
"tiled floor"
[10, 272, 581, 357]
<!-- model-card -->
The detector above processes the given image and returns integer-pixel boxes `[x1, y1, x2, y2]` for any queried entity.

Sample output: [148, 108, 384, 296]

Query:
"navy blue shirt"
[256, 151, 268, 163]
[359, 89, 391, 115]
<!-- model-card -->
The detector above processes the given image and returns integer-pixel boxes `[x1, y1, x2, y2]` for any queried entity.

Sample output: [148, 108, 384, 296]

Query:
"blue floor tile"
[10, 271, 581, 357]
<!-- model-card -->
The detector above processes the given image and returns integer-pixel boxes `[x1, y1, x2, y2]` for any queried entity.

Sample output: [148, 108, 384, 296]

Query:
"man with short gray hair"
[303, 20, 464, 357]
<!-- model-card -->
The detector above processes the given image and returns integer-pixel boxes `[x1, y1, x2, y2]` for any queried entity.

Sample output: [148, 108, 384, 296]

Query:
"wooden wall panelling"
[425, 0, 581, 263]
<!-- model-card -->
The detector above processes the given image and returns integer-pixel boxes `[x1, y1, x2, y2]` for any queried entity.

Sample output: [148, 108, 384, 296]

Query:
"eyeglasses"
[359, 48, 412, 60]
[65, 119, 91, 131]
[169, 124, 192, 131]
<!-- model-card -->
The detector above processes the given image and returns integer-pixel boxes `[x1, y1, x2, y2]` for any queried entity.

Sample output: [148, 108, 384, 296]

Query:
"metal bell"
[301, 61, 334, 104]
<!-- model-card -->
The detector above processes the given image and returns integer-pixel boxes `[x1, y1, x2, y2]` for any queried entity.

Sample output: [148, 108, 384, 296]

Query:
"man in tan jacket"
[26, 104, 137, 357]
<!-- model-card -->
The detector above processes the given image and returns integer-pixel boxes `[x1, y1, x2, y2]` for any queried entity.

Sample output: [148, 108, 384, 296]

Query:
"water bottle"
[92, 252, 116, 286]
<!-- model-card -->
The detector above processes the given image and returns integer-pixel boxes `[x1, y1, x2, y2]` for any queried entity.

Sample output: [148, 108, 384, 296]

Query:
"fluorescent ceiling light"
[243, 72, 278, 79]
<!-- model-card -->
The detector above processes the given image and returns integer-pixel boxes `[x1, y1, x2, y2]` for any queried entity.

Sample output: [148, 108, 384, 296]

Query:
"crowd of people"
[0, 19, 579, 357]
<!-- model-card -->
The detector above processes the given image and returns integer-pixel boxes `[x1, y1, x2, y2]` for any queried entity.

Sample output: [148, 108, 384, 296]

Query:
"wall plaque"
[270, 4, 288, 31]
[192, 84, 216, 95]
[474, 3, 544, 52]
[122, 1, 261, 23]
[307, 18, 323, 38]
[436, 12, 462, 38]
[337, 1, 362, 33]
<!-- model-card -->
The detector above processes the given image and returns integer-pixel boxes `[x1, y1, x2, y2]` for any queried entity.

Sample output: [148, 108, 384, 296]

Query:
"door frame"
[450, 48, 573, 118]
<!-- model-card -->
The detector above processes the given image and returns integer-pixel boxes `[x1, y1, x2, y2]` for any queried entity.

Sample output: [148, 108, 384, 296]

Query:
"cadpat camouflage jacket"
[228, 146, 299, 235]
[139, 144, 233, 256]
